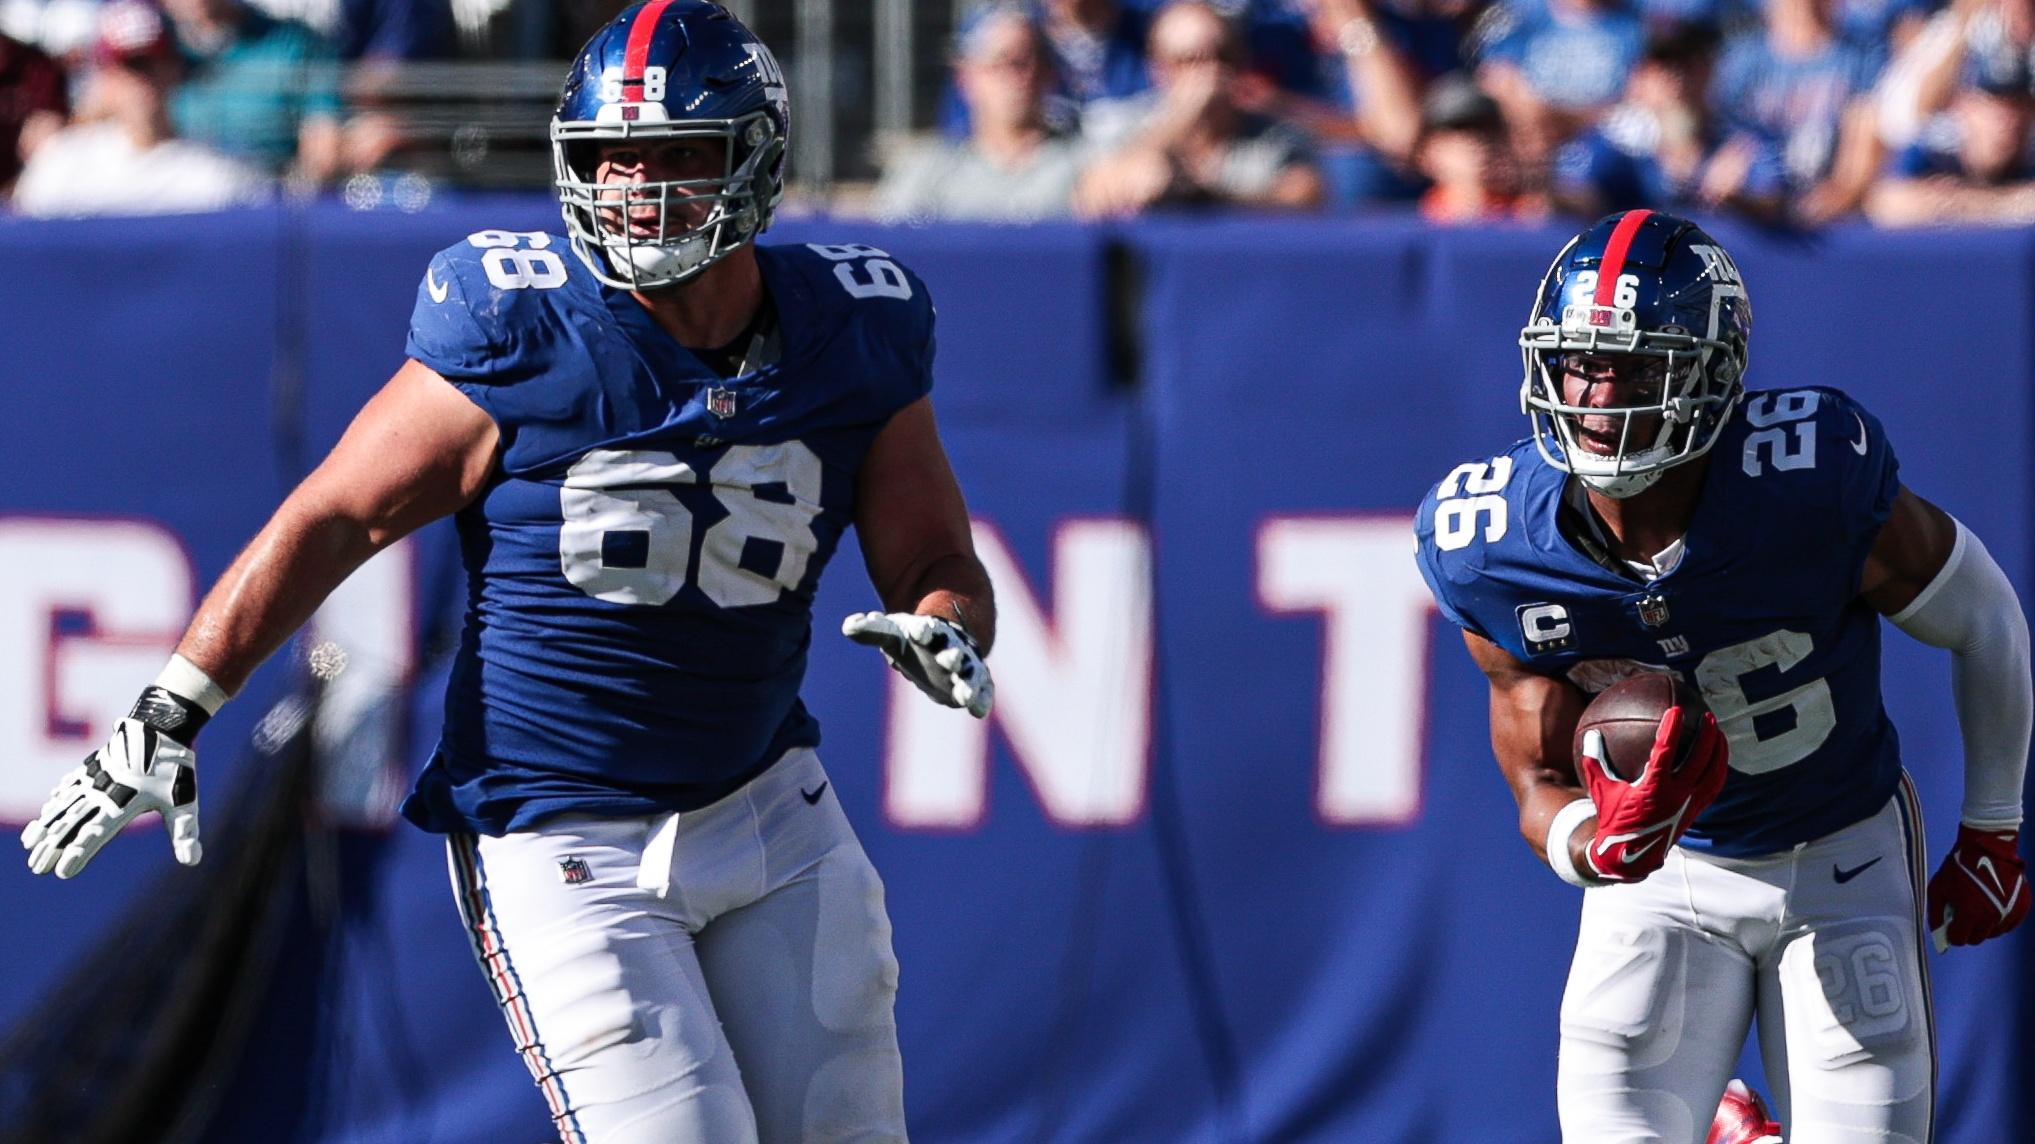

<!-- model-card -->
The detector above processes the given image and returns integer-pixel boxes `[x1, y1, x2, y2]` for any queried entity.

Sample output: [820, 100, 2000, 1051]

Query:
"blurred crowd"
[874, 0, 2035, 227]
[5, 0, 2035, 225]
[0, 0, 451, 216]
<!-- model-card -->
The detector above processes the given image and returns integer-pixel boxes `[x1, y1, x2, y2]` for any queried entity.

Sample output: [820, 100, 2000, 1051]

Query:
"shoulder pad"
[1730, 385, 1900, 588]
[1415, 441, 1548, 636]
[769, 240, 937, 394]
[777, 241, 932, 323]
[406, 229, 580, 382]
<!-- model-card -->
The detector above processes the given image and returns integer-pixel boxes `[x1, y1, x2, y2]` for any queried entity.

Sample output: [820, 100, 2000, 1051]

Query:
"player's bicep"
[1464, 629, 1587, 789]
[1860, 485, 1959, 616]
[289, 359, 500, 547]
[854, 397, 976, 607]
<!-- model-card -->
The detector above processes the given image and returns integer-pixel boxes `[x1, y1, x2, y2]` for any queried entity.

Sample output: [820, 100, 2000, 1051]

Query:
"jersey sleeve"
[881, 256, 938, 408]
[403, 241, 568, 455]
[778, 241, 937, 413]
[1413, 486, 1492, 640]
[1824, 388, 1901, 592]
[404, 245, 498, 381]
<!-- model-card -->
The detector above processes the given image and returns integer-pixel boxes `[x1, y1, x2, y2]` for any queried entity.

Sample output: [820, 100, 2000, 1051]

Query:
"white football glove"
[22, 716, 202, 879]
[842, 611, 993, 718]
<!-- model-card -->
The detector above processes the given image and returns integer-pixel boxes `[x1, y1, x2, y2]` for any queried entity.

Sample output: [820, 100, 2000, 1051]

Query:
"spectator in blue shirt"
[335, 0, 452, 60]
[941, 0, 1151, 136]
[1223, 0, 1427, 202]
[1553, 22, 1790, 217]
[1868, 53, 2035, 222]
[1832, 0, 1935, 67]
[1047, 0, 1158, 102]
[1475, 0, 1647, 166]
[1709, 0, 1884, 220]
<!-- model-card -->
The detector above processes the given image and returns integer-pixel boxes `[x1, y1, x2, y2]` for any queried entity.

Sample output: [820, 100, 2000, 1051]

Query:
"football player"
[1415, 210, 2030, 1141]
[20, 3, 994, 1141]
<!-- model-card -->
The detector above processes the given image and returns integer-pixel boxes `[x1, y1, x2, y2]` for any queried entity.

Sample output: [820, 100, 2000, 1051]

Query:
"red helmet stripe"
[1594, 209, 1653, 307]
[621, 0, 677, 101]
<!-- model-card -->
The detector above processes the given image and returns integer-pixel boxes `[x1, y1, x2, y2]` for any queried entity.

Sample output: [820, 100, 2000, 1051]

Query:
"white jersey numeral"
[1742, 391, 1820, 477]
[468, 230, 568, 291]
[1432, 455, 1514, 551]
[558, 444, 824, 608]
[1693, 629, 1837, 774]
[697, 442, 825, 608]
[807, 243, 914, 301]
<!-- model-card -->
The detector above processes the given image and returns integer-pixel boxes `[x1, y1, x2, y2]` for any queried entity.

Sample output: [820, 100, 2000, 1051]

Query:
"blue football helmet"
[551, 1, 790, 290]
[1520, 210, 1752, 498]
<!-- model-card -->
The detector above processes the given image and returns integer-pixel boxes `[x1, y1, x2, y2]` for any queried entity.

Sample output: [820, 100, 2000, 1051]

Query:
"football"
[1573, 672, 1708, 782]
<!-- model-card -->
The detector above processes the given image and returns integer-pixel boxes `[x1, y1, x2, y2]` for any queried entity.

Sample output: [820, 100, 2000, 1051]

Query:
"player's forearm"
[1514, 770, 1591, 862]
[893, 553, 996, 652]
[176, 503, 382, 695]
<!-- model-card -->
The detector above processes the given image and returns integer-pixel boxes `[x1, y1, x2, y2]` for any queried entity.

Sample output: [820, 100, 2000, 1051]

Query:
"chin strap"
[1578, 466, 1667, 500]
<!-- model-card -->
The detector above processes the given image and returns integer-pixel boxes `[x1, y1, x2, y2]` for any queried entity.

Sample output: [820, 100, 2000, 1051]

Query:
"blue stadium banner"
[0, 205, 2026, 1142]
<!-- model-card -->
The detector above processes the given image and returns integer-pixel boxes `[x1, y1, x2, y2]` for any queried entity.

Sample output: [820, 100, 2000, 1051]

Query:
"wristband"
[1547, 797, 1607, 889]
[157, 654, 231, 714]
[130, 655, 231, 746]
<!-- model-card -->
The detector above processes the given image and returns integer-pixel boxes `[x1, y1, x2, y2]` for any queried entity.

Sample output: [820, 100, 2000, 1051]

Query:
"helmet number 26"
[1568, 271, 1639, 309]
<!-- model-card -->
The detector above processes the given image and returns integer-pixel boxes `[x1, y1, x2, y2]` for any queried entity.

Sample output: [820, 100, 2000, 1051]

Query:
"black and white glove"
[21, 685, 208, 879]
[842, 611, 993, 718]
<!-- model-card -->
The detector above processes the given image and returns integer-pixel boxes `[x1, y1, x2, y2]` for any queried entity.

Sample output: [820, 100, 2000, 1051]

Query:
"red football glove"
[1576, 706, 1729, 883]
[1707, 1079, 1784, 1144]
[1927, 825, 2029, 951]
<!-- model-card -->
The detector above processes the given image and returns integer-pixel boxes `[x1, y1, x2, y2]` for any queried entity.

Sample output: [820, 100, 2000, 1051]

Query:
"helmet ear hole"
[748, 133, 786, 206]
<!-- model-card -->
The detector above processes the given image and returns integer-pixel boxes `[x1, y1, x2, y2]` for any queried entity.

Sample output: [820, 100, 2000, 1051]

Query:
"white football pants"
[1558, 774, 1936, 1144]
[444, 748, 907, 1144]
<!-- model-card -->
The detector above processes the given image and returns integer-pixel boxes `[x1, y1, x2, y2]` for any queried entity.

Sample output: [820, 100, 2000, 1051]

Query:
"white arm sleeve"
[1888, 519, 2032, 829]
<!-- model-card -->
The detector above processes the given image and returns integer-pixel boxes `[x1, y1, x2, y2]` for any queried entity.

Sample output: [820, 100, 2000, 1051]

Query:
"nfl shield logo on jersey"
[1636, 592, 1672, 628]
[558, 856, 593, 885]
[707, 387, 739, 419]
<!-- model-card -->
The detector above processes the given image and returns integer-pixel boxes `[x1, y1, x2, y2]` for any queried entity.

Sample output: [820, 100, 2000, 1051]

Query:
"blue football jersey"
[398, 231, 934, 835]
[1415, 387, 1903, 857]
